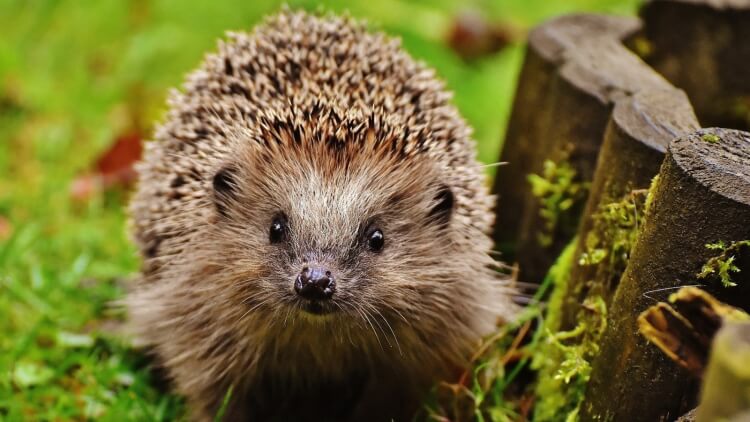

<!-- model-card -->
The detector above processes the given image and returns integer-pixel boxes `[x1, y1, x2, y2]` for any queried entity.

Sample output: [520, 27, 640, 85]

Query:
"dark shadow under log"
[557, 89, 699, 331]
[581, 128, 750, 422]
[637, 0, 750, 130]
[492, 14, 674, 283]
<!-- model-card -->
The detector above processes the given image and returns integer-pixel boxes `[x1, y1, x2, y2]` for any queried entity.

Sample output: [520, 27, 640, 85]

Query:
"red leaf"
[95, 132, 142, 186]
[71, 132, 143, 201]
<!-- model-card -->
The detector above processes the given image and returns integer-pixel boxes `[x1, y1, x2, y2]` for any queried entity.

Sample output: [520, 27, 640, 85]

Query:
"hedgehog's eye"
[269, 214, 288, 244]
[367, 228, 385, 252]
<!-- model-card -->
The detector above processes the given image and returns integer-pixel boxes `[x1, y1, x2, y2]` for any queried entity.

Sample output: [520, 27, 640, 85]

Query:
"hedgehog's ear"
[212, 165, 239, 217]
[428, 185, 454, 226]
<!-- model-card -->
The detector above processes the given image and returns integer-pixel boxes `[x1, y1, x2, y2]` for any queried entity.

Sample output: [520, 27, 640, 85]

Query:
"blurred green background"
[0, 0, 637, 419]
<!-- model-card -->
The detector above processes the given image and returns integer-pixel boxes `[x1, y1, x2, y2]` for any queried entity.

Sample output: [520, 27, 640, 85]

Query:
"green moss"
[528, 177, 666, 421]
[698, 240, 750, 287]
[701, 133, 722, 144]
[533, 293, 607, 422]
[643, 175, 660, 217]
[528, 159, 588, 247]
[542, 238, 579, 334]
[532, 183, 660, 421]
[630, 35, 653, 59]
[532, 238, 610, 422]
[578, 189, 648, 276]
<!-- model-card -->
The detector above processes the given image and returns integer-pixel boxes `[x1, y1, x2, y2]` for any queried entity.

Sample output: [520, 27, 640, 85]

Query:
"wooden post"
[696, 321, 750, 421]
[491, 14, 674, 283]
[581, 128, 750, 421]
[637, 0, 750, 129]
[492, 14, 641, 264]
[556, 89, 699, 331]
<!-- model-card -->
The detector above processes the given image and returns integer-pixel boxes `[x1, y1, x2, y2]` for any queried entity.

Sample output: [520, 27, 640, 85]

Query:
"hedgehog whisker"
[378, 300, 410, 326]
[357, 306, 384, 352]
[364, 305, 393, 350]
[508, 281, 541, 289]
[239, 296, 275, 322]
[369, 305, 403, 356]
[478, 161, 508, 169]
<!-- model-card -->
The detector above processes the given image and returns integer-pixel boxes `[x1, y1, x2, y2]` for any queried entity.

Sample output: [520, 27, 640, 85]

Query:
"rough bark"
[581, 128, 750, 421]
[557, 89, 699, 331]
[637, 0, 750, 129]
[491, 14, 674, 283]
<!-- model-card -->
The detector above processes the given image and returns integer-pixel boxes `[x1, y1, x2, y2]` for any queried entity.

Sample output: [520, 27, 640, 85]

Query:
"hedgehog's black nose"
[295, 267, 335, 301]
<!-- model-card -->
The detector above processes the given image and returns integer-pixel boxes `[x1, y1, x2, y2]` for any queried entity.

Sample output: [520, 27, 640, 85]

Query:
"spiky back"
[130, 10, 493, 275]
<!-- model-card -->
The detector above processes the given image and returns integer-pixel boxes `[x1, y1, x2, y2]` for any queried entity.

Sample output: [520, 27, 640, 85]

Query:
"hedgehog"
[126, 10, 516, 421]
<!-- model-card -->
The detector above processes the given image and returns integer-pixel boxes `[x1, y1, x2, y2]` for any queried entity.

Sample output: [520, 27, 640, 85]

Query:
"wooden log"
[492, 15, 640, 262]
[637, 0, 750, 129]
[581, 128, 750, 421]
[696, 321, 750, 421]
[556, 88, 699, 331]
[491, 14, 674, 283]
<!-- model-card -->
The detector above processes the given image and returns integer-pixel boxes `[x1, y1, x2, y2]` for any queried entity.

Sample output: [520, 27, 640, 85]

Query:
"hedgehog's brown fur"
[127, 10, 516, 421]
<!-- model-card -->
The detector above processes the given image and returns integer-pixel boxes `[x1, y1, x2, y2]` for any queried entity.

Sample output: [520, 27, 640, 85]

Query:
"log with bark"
[581, 128, 750, 421]
[636, 0, 750, 130]
[491, 14, 674, 283]
[556, 89, 699, 331]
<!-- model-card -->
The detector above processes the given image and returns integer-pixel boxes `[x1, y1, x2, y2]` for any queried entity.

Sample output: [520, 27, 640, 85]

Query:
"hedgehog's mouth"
[298, 300, 336, 316]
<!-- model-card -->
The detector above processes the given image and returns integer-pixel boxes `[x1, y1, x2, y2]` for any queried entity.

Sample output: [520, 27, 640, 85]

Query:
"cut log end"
[670, 128, 750, 205]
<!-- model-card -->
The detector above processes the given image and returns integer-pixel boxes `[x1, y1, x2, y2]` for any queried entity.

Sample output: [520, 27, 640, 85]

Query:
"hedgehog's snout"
[294, 266, 336, 301]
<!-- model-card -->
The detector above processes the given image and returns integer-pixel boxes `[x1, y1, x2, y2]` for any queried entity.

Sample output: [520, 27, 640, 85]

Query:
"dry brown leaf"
[638, 286, 750, 377]
[71, 132, 142, 201]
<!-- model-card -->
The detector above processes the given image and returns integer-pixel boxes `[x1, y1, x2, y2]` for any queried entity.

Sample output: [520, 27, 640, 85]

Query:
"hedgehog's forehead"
[258, 142, 438, 196]
[237, 140, 440, 220]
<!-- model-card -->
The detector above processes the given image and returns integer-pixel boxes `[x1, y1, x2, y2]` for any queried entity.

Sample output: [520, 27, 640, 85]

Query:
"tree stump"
[492, 14, 674, 283]
[636, 0, 750, 129]
[556, 89, 699, 331]
[581, 128, 750, 421]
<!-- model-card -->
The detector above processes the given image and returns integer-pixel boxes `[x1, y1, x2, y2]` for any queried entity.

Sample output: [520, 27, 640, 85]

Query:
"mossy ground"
[0, 0, 638, 419]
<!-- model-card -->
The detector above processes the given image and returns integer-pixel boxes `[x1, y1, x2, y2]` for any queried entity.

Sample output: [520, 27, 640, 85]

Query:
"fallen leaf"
[638, 286, 750, 377]
[71, 131, 142, 201]
[95, 132, 142, 184]
[0, 216, 12, 241]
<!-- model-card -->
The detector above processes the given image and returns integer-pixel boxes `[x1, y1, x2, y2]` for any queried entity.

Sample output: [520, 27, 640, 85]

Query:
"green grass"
[0, 0, 637, 419]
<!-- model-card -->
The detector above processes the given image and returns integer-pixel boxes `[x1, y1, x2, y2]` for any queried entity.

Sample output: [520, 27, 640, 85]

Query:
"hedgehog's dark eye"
[367, 228, 385, 252]
[269, 214, 288, 244]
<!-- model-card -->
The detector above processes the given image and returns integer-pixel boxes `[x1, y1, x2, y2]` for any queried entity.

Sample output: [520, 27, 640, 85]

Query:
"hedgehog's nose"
[295, 266, 335, 301]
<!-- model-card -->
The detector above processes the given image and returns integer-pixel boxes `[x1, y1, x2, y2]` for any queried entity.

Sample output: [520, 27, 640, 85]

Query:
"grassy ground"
[0, 0, 636, 420]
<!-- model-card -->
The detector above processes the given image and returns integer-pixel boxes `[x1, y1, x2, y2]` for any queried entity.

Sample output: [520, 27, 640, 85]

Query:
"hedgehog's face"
[208, 143, 461, 327]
